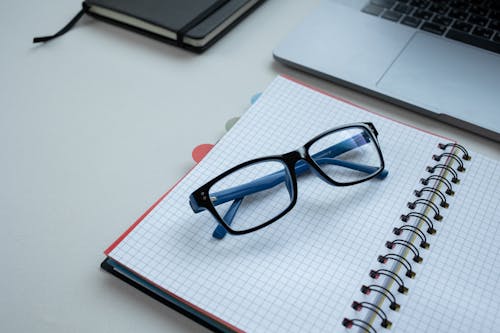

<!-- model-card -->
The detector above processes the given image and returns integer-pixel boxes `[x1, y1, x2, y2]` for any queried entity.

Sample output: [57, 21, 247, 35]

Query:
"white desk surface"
[2, 1, 499, 332]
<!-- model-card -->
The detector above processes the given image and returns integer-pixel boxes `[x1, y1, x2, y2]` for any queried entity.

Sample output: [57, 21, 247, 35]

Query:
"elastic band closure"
[33, 4, 88, 43]
[176, 0, 230, 45]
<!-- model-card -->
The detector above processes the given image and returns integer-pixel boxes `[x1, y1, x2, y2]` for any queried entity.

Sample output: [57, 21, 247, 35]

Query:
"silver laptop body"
[274, 0, 500, 142]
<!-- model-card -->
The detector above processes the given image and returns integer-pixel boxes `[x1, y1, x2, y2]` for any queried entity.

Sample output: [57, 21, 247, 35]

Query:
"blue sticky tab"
[250, 93, 262, 104]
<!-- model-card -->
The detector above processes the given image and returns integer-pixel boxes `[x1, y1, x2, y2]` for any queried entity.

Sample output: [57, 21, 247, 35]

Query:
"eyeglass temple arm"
[210, 157, 386, 207]
[207, 133, 388, 207]
[212, 197, 243, 239]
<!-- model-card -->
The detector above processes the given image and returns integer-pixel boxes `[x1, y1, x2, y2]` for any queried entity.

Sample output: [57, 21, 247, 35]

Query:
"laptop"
[273, 0, 500, 142]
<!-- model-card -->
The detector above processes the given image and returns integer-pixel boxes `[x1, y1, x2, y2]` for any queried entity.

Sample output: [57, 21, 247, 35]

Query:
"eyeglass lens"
[209, 160, 294, 232]
[309, 127, 382, 184]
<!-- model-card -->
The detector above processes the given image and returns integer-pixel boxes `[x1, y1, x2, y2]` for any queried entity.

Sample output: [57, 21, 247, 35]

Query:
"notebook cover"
[85, 0, 223, 33]
[84, 0, 265, 52]
[101, 258, 233, 333]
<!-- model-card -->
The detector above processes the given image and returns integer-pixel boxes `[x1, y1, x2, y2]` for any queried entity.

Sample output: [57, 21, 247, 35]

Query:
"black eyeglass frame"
[189, 122, 386, 236]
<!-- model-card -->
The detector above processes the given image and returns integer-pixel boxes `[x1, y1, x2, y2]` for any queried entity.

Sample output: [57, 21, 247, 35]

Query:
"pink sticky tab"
[192, 144, 214, 163]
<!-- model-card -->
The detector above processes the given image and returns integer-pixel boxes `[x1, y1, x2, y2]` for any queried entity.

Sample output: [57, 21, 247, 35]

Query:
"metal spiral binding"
[360, 285, 400, 311]
[378, 254, 415, 278]
[393, 225, 429, 249]
[343, 142, 470, 332]
[351, 301, 392, 329]
[342, 318, 377, 333]
[427, 164, 460, 184]
[438, 142, 471, 161]
[369, 269, 408, 294]
[433, 152, 466, 171]
[386, 239, 423, 263]
[407, 198, 443, 221]
[421, 174, 455, 195]
[401, 211, 436, 235]
[414, 187, 449, 208]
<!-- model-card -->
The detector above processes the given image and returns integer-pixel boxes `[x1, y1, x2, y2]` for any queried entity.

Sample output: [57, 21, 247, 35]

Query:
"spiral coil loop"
[351, 301, 392, 329]
[407, 198, 443, 221]
[394, 225, 429, 249]
[386, 239, 423, 263]
[370, 269, 408, 294]
[378, 253, 415, 278]
[427, 164, 460, 184]
[360, 285, 400, 311]
[344, 142, 470, 332]
[342, 318, 377, 333]
[433, 152, 466, 171]
[401, 212, 436, 234]
[421, 174, 455, 195]
[438, 142, 471, 160]
[414, 186, 449, 208]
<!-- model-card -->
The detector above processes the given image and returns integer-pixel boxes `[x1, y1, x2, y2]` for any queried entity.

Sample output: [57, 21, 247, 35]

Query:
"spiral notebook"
[101, 76, 500, 332]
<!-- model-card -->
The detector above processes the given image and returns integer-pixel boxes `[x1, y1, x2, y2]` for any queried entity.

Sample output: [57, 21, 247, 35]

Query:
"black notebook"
[34, 0, 265, 52]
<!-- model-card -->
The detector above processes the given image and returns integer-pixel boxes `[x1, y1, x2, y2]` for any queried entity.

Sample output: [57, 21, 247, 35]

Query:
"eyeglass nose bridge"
[282, 149, 335, 186]
[281, 149, 305, 170]
[297, 146, 307, 159]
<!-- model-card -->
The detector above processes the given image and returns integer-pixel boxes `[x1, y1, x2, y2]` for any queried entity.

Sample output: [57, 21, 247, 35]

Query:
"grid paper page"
[108, 76, 447, 332]
[392, 153, 500, 333]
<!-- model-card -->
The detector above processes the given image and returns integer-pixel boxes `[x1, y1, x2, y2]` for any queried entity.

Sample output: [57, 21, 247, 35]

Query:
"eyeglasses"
[189, 122, 388, 239]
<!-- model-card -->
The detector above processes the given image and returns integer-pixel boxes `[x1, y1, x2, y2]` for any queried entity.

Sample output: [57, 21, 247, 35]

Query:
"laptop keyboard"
[362, 0, 500, 54]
